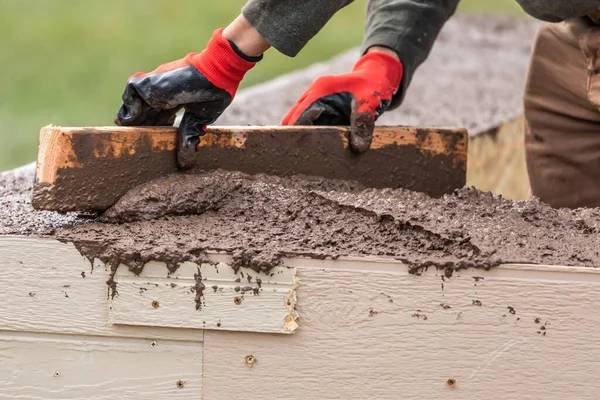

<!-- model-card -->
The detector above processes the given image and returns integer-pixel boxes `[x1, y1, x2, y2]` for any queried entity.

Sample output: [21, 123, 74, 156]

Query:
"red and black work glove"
[282, 51, 403, 153]
[115, 28, 260, 167]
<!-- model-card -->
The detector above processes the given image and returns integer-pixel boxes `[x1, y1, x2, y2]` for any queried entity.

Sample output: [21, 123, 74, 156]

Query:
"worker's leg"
[524, 20, 600, 208]
[242, 0, 354, 57]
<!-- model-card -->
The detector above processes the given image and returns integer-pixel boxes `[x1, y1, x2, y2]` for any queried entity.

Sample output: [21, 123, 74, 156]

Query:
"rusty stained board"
[32, 125, 468, 212]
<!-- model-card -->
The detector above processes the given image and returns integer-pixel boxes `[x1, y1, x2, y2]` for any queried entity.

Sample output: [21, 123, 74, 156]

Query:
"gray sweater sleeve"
[242, 0, 354, 57]
[243, 0, 460, 110]
[361, 0, 460, 109]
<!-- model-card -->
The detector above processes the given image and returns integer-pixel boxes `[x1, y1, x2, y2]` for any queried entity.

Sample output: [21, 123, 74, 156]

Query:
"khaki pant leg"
[524, 20, 600, 208]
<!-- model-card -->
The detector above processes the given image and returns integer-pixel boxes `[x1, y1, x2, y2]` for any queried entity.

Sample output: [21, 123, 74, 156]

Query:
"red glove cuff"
[191, 28, 257, 98]
[353, 51, 403, 99]
[129, 28, 257, 99]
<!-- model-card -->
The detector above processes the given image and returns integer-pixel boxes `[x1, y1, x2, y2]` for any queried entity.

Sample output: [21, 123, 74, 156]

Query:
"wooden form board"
[0, 331, 202, 399]
[32, 125, 468, 212]
[1, 236, 600, 398]
[0, 237, 296, 338]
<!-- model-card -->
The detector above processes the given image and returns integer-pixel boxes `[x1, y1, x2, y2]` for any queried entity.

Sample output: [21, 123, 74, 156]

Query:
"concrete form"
[1, 232, 599, 399]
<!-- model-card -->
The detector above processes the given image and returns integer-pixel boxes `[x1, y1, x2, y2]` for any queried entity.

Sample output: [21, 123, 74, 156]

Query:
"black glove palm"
[115, 28, 258, 167]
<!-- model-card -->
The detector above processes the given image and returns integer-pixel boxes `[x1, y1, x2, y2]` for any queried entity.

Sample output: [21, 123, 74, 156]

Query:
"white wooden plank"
[5, 236, 600, 398]
[0, 330, 202, 399]
[203, 262, 600, 400]
[110, 261, 298, 334]
[0, 237, 203, 341]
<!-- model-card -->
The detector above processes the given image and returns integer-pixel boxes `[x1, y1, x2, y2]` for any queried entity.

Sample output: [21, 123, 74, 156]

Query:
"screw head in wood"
[150, 340, 158, 348]
[234, 296, 242, 305]
[176, 380, 186, 389]
[446, 378, 457, 388]
[151, 300, 160, 309]
[245, 354, 256, 368]
[53, 371, 61, 378]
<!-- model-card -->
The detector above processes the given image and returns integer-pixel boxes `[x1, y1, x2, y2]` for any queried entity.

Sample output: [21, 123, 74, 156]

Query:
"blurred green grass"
[0, 0, 524, 170]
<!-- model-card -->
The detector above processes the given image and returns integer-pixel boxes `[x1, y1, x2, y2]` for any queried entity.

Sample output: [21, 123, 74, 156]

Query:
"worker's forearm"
[362, 0, 460, 110]
[241, 0, 354, 57]
[223, 15, 271, 57]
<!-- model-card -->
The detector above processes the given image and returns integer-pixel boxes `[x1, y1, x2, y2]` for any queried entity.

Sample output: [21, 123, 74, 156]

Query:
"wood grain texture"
[204, 125, 468, 159]
[110, 260, 298, 334]
[35, 125, 176, 185]
[203, 259, 600, 400]
[32, 125, 468, 212]
[0, 331, 202, 399]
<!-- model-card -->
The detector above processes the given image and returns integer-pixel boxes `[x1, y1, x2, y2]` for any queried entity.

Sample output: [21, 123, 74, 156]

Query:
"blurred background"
[0, 0, 524, 171]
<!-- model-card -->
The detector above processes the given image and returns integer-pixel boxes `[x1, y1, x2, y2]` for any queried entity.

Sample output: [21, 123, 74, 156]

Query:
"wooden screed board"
[32, 125, 468, 212]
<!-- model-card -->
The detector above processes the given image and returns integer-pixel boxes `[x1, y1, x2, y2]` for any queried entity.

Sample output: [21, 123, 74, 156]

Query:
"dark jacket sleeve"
[362, 0, 460, 110]
[242, 0, 355, 57]
[515, 1, 600, 23]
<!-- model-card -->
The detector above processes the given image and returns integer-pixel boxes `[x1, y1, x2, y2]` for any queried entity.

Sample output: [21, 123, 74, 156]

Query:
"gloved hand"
[115, 28, 260, 167]
[282, 51, 403, 153]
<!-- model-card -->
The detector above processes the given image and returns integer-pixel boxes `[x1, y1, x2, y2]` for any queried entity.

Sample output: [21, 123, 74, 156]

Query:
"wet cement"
[0, 165, 84, 236]
[2, 166, 600, 275]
